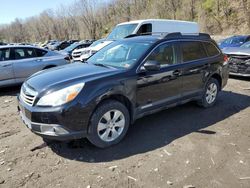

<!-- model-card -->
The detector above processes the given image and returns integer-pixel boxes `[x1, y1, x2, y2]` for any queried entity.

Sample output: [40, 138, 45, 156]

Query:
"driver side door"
[136, 42, 182, 114]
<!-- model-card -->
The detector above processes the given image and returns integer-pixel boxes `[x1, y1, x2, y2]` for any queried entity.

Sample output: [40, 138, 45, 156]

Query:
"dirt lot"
[0, 77, 249, 188]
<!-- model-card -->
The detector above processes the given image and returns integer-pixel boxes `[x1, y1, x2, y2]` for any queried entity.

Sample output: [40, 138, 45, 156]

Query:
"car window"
[181, 41, 207, 62]
[0, 48, 10, 61]
[35, 49, 47, 57]
[137, 24, 152, 34]
[26, 48, 36, 58]
[204, 42, 220, 57]
[147, 43, 176, 67]
[14, 48, 26, 59]
[88, 41, 152, 69]
[14, 48, 37, 59]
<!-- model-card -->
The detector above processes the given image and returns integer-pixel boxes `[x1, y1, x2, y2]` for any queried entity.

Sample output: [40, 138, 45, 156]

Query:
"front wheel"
[87, 100, 130, 148]
[198, 78, 220, 108]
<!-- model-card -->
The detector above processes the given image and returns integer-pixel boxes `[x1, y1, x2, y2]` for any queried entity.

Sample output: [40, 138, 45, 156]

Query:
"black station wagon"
[18, 33, 229, 148]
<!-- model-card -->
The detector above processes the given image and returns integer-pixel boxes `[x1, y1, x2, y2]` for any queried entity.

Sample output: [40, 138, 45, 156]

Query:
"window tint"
[35, 49, 47, 57]
[204, 42, 220, 57]
[137, 24, 152, 34]
[147, 43, 176, 67]
[26, 48, 36, 58]
[0, 48, 10, 61]
[181, 42, 207, 62]
[14, 48, 26, 59]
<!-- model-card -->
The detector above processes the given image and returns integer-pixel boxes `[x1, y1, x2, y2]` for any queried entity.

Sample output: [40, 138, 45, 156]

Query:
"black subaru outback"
[18, 33, 229, 148]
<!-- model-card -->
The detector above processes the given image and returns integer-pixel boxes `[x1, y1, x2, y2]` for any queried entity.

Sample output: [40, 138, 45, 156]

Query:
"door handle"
[36, 59, 43, 62]
[173, 70, 180, 76]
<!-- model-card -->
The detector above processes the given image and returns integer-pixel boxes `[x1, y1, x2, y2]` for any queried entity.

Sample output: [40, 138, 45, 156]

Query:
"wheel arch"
[210, 73, 222, 90]
[94, 93, 135, 124]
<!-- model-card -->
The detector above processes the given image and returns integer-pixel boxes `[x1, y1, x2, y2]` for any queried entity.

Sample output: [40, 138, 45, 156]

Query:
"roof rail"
[125, 32, 211, 40]
[163, 32, 211, 40]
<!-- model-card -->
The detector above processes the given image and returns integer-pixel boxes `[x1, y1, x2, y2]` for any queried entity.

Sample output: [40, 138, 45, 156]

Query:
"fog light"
[40, 125, 69, 135]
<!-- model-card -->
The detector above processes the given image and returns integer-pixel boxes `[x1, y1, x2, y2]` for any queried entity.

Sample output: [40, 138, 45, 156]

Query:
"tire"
[197, 78, 220, 108]
[87, 100, 130, 148]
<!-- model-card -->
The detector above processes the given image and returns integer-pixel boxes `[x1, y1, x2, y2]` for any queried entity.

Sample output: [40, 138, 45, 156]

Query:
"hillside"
[0, 0, 249, 42]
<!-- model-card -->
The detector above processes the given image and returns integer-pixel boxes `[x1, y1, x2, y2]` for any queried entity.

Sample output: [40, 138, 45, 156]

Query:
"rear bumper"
[17, 95, 93, 141]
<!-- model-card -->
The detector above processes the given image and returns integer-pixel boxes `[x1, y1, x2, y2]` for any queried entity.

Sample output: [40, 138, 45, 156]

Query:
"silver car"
[223, 42, 250, 77]
[0, 45, 70, 87]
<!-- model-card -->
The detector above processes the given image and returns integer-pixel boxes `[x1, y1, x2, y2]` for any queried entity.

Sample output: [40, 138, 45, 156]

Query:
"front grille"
[228, 55, 250, 73]
[20, 83, 38, 106]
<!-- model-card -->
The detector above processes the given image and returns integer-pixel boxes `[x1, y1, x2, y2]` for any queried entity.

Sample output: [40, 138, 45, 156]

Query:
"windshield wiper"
[93, 63, 110, 68]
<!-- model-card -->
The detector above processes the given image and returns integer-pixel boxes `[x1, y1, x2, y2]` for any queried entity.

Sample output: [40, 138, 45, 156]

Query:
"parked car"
[41, 40, 58, 48]
[18, 33, 229, 148]
[72, 39, 105, 61]
[0, 42, 7, 46]
[75, 19, 200, 62]
[59, 41, 93, 59]
[223, 41, 250, 77]
[0, 45, 70, 87]
[79, 40, 113, 61]
[218, 35, 250, 49]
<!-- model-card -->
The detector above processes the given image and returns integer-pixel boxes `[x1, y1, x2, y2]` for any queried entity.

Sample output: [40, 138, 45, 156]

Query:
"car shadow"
[47, 90, 250, 162]
[0, 85, 21, 97]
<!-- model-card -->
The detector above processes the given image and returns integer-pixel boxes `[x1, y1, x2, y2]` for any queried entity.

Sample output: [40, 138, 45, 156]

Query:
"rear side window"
[137, 24, 152, 34]
[14, 48, 36, 59]
[35, 49, 47, 57]
[181, 42, 207, 62]
[204, 42, 220, 57]
[0, 48, 10, 61]
[14, 48, 26, 59]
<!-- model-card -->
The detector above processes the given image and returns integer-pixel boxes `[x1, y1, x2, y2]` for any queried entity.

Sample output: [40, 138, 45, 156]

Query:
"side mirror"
[143, 60, 160, 71]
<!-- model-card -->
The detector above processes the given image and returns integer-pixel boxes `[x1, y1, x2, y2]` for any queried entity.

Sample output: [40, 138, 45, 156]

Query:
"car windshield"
[89, 40, 104, 48]
[223, 36, 246, 45]
[241, 41, 250, 48]
[63, 42, 79, 51]
[87, 41, 152, 69]
[107, 24, 138, 40]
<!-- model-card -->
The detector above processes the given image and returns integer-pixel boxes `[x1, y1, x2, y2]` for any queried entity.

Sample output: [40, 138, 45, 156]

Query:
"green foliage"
[202, 0, 215, 13]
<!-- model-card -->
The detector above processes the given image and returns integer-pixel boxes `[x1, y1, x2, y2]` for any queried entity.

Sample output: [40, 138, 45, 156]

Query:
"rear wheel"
[198, 78, 219, 108]
[87, 100, 130, 148]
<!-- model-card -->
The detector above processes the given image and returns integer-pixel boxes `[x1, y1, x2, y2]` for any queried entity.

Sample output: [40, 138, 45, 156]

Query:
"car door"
[0, 48, 15, 86]
[12, 47, 43, 83]
[178, 41, 209, 98]
[136, 42, 182, 113]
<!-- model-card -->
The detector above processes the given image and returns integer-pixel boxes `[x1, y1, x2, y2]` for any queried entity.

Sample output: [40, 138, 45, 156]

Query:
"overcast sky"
[0, 0, 76, 24]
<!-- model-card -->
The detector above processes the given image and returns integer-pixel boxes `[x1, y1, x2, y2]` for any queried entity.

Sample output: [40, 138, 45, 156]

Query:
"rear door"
[0, 48, 15, 86]
[12, 47, 43, 83]
[178, 41, 209, 98]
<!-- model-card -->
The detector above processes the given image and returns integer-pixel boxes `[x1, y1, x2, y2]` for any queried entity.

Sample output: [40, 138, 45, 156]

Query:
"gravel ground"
[0, 77, 249, 188]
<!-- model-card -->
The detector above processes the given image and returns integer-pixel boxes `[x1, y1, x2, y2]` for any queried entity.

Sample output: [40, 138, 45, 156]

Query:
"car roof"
[117, 19, 198, 26]
[0, 45, 46, 50]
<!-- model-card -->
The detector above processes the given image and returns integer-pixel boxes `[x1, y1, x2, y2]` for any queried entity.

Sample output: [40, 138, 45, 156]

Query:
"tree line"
[0, 0, 249, 43]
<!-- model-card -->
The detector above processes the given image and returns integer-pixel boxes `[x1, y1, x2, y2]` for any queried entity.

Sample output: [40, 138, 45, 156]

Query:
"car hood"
[223, 47, 250, 56]
[26, 62, 119, 92]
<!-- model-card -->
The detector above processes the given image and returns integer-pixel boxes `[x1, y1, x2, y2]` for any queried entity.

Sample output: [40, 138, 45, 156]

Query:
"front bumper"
[229, 72, 250, 77]
[17, 95, 93, 141]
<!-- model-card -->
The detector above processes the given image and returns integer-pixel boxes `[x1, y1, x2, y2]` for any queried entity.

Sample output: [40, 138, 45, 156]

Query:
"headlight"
[37, 83, 85, 106]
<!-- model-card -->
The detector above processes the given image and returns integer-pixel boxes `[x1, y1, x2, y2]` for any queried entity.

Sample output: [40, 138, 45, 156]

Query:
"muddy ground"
[0, 77, 249, 188]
